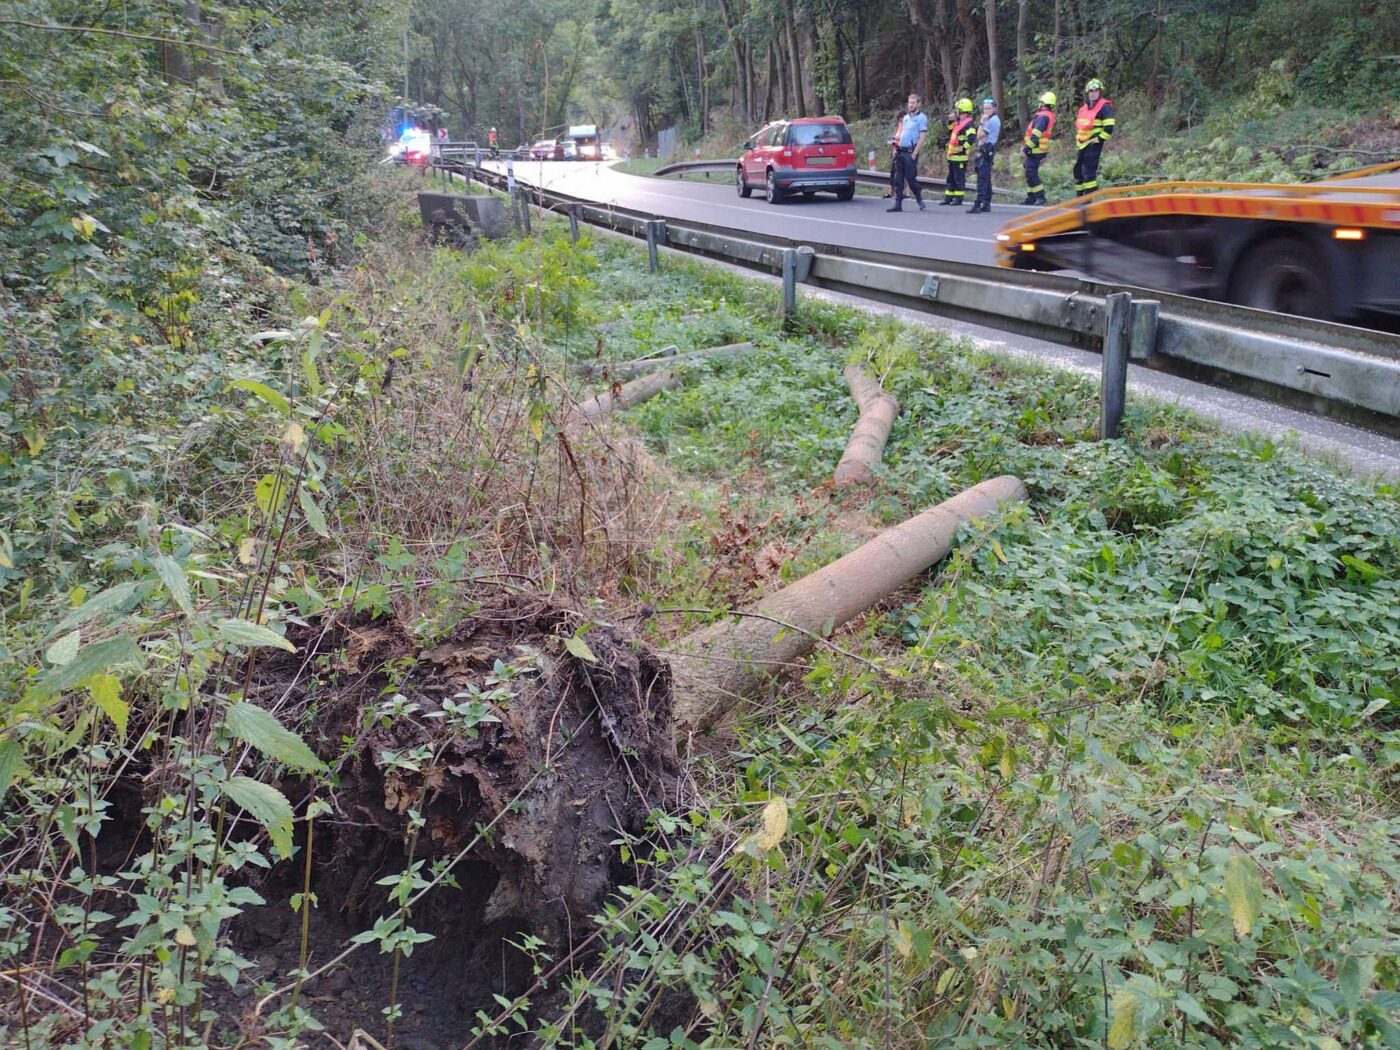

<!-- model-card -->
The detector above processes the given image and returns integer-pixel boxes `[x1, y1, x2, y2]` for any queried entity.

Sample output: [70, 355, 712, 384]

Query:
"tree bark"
[1015, 0, 1030, 129]
[984, 0, 1004, 115]
[955, 0, 978, 92]
[568, 369, 683, 428]
[833, 366, 900, 486]
[579, 342, 755, 380]
[783, 3, 807, 117]
[670, 475, 1028, 734]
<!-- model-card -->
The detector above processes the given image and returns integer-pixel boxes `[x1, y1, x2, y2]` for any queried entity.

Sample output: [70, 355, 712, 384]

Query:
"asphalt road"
[483, 158, 1041, 266]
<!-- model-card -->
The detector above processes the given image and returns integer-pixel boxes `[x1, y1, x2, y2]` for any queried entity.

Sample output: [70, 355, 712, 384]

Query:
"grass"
[3, 178, 1398, 1048]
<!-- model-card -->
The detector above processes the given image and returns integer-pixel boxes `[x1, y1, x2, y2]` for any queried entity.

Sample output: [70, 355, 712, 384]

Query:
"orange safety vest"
[1023, 107, 1056, 154]
[946, 116, 975, 160]
[1075, 98, 1113, 148]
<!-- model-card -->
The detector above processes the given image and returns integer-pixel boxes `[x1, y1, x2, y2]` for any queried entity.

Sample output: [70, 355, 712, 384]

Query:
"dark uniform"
[941, 102, 976, 205]
[1073, 82, 1115, 196]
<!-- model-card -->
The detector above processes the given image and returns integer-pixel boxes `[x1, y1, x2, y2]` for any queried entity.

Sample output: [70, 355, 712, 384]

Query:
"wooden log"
[833, 364, 901, 486]
[670, 475, 1027, 734]
[567, 368, 683, 428]
[579, 341, 755, 380]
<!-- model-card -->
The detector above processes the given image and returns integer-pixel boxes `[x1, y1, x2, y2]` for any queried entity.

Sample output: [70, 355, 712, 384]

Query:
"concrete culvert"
[669, 475, 1028, 735]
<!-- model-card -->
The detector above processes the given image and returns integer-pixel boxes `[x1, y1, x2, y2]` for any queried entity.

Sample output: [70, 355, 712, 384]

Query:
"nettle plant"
[0, 318, 362, 1046]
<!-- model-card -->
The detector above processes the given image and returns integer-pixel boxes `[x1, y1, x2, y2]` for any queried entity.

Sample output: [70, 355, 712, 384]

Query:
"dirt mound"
[234, 600, 681, 1047]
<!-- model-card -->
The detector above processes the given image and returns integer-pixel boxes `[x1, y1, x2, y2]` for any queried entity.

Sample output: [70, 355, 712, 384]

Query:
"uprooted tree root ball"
[231, 600, 681, 1045]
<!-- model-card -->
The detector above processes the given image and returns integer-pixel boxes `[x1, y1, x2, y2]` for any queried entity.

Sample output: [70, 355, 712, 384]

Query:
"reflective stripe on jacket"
[946, 116, 975, 160]
[1024, 108, 1056, 154]
[1075, 98, 1115, 148]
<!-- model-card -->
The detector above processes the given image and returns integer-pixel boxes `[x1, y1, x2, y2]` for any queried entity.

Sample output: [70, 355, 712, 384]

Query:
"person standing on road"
[969, 97, 1000, 213]
[488, 126, 499, 157]
[1021, 91, 1056, 205]
[941, 98, 976, 206]
[886, 93, 930, 213]
[1073, 79, 1115, 196]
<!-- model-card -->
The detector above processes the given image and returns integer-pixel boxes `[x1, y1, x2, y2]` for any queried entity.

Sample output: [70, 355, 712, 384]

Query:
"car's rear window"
[788, 123, 852, 146]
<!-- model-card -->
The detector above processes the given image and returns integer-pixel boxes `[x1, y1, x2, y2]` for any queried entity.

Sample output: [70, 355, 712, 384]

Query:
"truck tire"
[1232, 237, 1334, 321]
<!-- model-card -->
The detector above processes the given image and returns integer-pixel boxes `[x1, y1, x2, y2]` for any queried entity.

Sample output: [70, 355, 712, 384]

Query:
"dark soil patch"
[225, 598, 681, 1048]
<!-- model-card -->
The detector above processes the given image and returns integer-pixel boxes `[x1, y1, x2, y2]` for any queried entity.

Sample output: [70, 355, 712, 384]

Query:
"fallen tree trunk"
[670, 475, 1027, 734]
[568, 368, 682, 427]
[580, 341, 755, 380]
[833, 365, 900, 486]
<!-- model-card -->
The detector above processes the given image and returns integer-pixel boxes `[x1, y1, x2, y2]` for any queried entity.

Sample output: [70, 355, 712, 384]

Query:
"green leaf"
[1107, 989, 1139, 1049]
[153, 553, 193, 615]
[88, 675, 129, 736]
[39, 636, 142, 697]
[563, 635, 597, 663]
[254, 473, 288, 518]
[1223, 852, 1264, 937]
[298, 486, 330, 537]
[216, 618, 295, 653]
[223, 702, 324, 774]
[51, 581, 147, 635]
[46, 629, 81, 667]
[230, 379, 291, 415]
[220, 776, 295, 859]
[0, 740, 26, 808]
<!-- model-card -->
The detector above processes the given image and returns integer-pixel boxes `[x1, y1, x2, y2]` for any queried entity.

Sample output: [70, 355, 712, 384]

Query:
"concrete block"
[417, 192, 508, 239]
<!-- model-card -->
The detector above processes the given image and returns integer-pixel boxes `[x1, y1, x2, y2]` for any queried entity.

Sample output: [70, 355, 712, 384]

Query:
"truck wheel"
[765, 169, 785, 204]
[736, 166, 752, 198]
[1232, 238, 1334, 321]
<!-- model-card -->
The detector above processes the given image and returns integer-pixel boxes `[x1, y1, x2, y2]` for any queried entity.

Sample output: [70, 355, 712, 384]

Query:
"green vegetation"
[4, 5, 1400, 1045]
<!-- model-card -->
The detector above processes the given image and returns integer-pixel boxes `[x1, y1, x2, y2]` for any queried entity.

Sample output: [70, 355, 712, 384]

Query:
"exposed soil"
[224, 598, 681, 1048]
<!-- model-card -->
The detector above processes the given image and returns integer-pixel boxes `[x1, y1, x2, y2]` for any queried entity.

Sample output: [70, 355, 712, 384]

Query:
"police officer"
[886, 92, 929, 212]
[1021, 91, 1056, 205]
[969, 97, 999, 213]
[941, 98, 976, 206]
[1073, 79, 1115, 196]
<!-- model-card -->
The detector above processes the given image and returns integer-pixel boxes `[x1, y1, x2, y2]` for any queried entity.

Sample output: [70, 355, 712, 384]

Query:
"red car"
[736, 117, 857, 204]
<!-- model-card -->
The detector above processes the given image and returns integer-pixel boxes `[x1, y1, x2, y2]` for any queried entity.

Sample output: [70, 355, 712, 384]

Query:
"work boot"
[1032, 193, 1047, 205]
[886, 204, 903, 212]
[939, 197, 956, 206]
[917, 199, 927, 211]
[1020, 194, 1037, 205]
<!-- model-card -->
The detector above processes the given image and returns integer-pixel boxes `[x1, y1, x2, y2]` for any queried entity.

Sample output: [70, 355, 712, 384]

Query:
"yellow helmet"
[1039, 91, 1057, 107]
[1086, 78, 1104, 93]
[956, 97, 974, 113]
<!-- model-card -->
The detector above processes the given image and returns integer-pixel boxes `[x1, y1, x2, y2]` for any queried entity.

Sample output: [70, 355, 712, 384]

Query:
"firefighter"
[940, 97, 976, 206]
[487, 126, 499, 157]
[1021, 91, 1056, 206]
[1073, 79, 1115, 197]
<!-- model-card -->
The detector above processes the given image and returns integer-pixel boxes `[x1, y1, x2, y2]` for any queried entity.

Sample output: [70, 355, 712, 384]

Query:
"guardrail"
[651, 158, 1020, 199]
[437, 157, 1400, 429]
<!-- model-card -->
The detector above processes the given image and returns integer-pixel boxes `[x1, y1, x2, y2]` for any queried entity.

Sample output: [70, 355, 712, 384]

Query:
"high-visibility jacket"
[1075, 98, 1115, 149]
[1023, 107, 1056, 154]
[946, 116, 975, 161]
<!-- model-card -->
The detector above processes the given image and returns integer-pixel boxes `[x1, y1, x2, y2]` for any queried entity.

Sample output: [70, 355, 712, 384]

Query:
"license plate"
[806, 156, 835, 166]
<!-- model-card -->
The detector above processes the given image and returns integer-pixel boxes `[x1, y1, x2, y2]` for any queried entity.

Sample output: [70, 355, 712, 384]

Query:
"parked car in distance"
[529, 139, 565, 161]
[737, 117, 857, 203]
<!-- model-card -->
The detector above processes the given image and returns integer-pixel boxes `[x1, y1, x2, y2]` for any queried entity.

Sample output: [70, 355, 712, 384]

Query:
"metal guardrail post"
[1100, 292, 1133, 439]
[646, 220, 666, 272]
[1129, 299, 1161, 360]
[782, 249, 799, 316]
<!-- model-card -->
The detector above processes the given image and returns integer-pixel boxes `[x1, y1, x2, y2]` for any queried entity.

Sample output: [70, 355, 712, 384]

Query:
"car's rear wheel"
[835, 184, 855, 202]
[765, 169, 785, 204]
[736, 166, 752, 198]
[1231, 237, 1334, 321]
